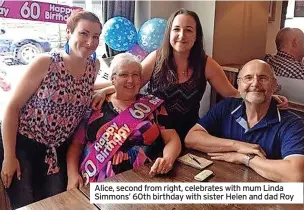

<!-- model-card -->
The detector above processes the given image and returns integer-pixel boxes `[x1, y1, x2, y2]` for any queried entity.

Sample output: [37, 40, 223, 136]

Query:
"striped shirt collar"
[231, 99, 281, 132]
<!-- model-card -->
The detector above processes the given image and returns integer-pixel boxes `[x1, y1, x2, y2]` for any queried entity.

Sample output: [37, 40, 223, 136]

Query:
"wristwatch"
[244, 154, 255, 167]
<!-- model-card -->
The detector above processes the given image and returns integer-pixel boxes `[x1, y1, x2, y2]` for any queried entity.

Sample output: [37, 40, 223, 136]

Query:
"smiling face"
[169, 14, 196, 53]
[238, 60, 277, 105]
[67, 19, 101, 58]
[112, 62, 142, 100]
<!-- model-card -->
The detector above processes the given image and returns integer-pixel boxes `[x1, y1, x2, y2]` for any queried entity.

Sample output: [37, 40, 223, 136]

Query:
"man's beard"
[240, 91, 267, 104]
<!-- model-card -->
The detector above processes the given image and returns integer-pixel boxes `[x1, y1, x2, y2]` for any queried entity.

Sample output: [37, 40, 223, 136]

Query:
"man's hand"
[149, 157, 174, 176]
[67, 172, 83, 190]
[1, 156, 21, 188]
[208, 152, 246, 165]
[91, 90, 106, 110]
[233, 141, 266, 158]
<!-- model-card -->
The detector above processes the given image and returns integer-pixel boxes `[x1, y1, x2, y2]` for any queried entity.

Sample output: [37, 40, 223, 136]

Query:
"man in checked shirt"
[264, 27, 304, 80]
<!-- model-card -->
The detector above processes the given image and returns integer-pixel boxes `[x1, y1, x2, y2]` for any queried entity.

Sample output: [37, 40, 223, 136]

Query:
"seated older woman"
[66, 53, 181, 189]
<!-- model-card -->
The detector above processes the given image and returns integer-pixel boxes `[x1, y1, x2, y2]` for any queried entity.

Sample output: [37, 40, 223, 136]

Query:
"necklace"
[110, 94, 123, 113]
[182, 68, 189, 77]
[112, 104, 123, 113]
[111, 94, 135, 113]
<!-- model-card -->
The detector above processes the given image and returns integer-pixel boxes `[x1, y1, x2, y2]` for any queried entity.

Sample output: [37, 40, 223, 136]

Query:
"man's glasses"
[237, 75, 272, 85]
[115, 72, 141, 80]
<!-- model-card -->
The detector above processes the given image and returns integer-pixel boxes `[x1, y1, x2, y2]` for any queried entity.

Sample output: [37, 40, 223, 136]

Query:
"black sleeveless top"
[148, 56, 208, 144]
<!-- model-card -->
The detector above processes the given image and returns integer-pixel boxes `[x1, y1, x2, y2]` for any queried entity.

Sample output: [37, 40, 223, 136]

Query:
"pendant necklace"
[182, 68, 189, 77]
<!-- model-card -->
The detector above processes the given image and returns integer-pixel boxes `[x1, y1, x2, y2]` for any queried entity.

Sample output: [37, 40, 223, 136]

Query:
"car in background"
[0, 28, 51, 65]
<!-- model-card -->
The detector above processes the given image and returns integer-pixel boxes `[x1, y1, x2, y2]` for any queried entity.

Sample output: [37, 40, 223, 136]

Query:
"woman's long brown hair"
[154, 8, 207, 87]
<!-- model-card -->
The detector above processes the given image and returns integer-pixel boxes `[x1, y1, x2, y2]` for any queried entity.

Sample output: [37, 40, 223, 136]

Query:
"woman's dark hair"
[66, 9, 102, 33]
[154, 8, 206, 86]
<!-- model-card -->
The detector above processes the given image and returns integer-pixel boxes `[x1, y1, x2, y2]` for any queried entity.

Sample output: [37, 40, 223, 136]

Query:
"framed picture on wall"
[294, 0, 304, 17]
[268, 1, 276, 22]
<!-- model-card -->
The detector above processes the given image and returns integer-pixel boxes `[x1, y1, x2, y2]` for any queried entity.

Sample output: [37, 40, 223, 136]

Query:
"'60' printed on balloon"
[138, 18, 167, 52]
[102, 16, 137, 52]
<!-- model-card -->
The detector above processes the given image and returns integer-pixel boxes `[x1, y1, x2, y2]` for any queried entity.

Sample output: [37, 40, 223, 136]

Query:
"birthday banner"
[0, 0, 80, 24]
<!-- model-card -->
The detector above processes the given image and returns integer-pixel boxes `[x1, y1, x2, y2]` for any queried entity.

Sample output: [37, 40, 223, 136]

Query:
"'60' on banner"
[0, 0, 81, 24]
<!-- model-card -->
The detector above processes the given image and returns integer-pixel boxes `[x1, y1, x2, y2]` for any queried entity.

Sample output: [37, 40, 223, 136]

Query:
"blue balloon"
[138, 18, 167, 52]
[102, 17, 137, 51]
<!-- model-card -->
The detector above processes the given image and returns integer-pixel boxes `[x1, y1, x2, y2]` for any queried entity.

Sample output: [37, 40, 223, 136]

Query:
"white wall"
[135, 1, 180, 29]
[276, 77, 304, 104]
[134, 1, 151, 29]
[180, 1, 216, 56]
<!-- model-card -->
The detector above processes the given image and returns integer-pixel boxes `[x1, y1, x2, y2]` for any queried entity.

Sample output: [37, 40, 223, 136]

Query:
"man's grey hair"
[110, 53, 142, 78]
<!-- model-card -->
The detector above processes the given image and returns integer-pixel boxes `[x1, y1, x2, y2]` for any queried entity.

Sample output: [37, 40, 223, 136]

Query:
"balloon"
[127, 44, 149, 62]
[138, 18, 167, 52]
[102, 16, 137, 51]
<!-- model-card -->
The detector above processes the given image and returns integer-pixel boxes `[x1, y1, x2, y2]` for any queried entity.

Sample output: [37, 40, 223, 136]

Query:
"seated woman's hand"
[149, 157, 174, 176]
[67, 172, 83, 190]
[273, 95, 289, 109]
[91, 90, 106, 110]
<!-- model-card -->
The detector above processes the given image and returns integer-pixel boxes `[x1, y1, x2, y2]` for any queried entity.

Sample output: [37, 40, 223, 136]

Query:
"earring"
[91, 52, 96, 61]
[64, 41, 70, 54]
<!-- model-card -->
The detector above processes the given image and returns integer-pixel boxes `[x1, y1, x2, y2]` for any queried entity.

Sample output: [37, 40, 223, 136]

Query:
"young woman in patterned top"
[0, 10, 101, 208]
[66, 53, 181, 190]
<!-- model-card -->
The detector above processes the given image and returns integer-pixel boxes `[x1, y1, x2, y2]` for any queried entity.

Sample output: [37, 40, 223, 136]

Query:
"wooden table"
[16, 189, 98, 210]
[80, 151, 303, 210]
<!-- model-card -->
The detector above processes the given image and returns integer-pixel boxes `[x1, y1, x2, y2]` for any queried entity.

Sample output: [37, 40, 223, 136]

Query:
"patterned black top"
[73, 94, 171, 181]
[148, 56, 208, 143]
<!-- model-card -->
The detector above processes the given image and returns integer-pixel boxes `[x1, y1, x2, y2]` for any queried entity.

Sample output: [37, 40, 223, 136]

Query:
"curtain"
[102, 0, 135, 57]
